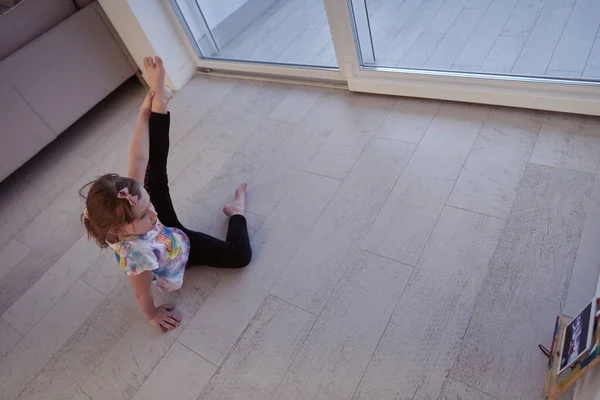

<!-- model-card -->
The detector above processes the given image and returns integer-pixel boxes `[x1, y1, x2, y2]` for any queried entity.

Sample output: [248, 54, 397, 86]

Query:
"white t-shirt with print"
[108, 220, 190, 292]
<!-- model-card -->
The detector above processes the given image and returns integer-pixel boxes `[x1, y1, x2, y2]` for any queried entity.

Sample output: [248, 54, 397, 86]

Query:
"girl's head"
[80, 174, 158, 247]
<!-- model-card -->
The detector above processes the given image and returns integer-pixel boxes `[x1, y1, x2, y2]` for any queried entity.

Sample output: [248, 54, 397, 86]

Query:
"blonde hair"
[79, 174, 142, 248]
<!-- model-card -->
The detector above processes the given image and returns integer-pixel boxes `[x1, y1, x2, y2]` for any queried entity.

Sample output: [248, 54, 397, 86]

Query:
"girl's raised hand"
[150, 304, 181, 333]
[139, 90, 155, 119]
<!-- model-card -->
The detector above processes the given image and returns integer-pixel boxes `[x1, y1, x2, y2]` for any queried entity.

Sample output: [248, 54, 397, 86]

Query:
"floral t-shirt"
[108, 221, 190, 292]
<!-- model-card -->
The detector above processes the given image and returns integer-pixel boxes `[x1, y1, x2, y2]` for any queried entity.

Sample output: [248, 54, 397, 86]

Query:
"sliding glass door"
[171, 0, 338, 68]
[170, 0, 600, 115]
[350, 0, 600, 81]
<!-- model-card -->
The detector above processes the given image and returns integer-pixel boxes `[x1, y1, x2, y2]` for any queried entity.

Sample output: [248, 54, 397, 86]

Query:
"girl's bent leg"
[185, 215, 252, 269]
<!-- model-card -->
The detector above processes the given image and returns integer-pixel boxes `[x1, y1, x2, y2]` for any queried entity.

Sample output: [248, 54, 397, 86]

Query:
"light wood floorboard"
[353, 206, 505, 400]
[1, 75, 599, 400]
[450, 164, 594, 399]
[271, 138, 416, 314]
[361, 102, 489, 265]
[447, 107, 544, 219]
[198, 295, 315, 400]
[272, 251, 412, 400]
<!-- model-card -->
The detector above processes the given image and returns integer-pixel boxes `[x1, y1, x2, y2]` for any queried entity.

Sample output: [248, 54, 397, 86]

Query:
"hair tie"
[83, 208, 90, 220]
[117, 187, 138, 206]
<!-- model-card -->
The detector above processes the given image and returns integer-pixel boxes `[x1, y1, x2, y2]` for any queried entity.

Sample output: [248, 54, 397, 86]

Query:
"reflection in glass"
[352, 0, 600, 81]
[174, 0, 338, 68]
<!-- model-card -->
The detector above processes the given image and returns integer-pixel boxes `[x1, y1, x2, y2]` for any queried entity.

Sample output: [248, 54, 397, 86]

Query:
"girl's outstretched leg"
[141, 56, 181, 229]
[185, 184, 252, 269]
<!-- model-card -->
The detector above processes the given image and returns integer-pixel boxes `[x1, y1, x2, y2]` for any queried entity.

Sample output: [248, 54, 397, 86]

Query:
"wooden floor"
[215, 0, 600, 81]
[1, 75, 600, 400]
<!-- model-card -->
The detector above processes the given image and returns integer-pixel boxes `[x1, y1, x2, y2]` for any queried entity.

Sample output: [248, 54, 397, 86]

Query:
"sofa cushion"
[2, 4, 136, 134]
[0, 0, 77, 60]
[0, 79, 56, 182]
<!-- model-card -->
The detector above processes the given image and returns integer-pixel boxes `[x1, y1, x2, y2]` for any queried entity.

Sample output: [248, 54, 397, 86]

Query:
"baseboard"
[212, 0, 280, 48]
[348, 71, 600, 116]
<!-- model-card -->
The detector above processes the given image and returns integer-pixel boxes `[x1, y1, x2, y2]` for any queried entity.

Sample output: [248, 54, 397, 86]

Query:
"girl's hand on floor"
[150, 304, 181, 333]
[138, 90, 155, 119]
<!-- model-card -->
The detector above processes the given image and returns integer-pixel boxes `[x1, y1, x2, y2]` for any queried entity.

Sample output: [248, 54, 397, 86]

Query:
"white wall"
[98, 0, 196, 91]
[196, 0, 248, 29]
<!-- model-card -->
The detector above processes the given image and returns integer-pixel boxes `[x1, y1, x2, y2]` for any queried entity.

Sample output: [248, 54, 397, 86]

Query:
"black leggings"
[144, 112, 251, 269]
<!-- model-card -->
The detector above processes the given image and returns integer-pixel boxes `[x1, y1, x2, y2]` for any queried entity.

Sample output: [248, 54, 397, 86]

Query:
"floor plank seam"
[508, 0, 540, 76]
[481, 0, 522, 73]
[439, 3, 485, 70]
[78, 279, 106, 299]
[264, 165, 345, 300]
[75, 390, 92, 400]
[125, 322, 191, 398]
[561, 170, 600, 312]
[212, 313, 254, 370]
[446, 376, 502, 400]
[79, 387, 93, 400]
[4, 272, 85, 337]
[355, 138, 421, 261]
[267, 305, 320, 400]
[1, 183, 46, 248]
[528, 160, 597, 176]
[499, 35, 527, 75]
[448, 311, 476, 378]
[404, 106, 492, 269]
[361, 248, 416, 268]
[17, 336, 63, 400]
[543, 4, 576, 76]
[313, 103, 394, 180]
[269, 294, 317, 316]
[376, 5, 414, 59]
[525, 112, 548, 164]
[444, 204, 506, 221]
[372, 135, 423, 146]
[0, 315, 21, 340]
[583, 29, 600, 72]
[593, 154, 600, 178]
[349, 264, 419, 400]
[301, 169, 344, 181]
[415, 3, 460, 65]
[378, 98, 443, 148]
[175, 339, 220, 369]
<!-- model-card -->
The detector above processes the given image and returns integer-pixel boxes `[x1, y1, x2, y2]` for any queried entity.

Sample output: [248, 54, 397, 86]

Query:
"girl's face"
[119, 186, 158, 236]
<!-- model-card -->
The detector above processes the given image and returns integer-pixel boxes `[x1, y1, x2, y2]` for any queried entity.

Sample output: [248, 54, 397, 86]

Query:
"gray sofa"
[0, 0, 137, 182]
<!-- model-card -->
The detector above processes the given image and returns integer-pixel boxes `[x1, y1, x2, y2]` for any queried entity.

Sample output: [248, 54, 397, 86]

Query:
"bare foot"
[223, 184, 247, 217]
[143, 56, 172, 112]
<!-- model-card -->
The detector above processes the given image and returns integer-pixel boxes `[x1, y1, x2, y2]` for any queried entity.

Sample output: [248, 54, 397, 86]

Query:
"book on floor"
[558, 299, 597, 375]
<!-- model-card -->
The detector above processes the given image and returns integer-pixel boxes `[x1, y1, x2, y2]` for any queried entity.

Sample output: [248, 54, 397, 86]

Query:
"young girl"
[80, 56, 252, 333]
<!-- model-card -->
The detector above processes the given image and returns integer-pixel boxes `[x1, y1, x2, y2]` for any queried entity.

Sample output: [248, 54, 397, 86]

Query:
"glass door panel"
[173, 0, 338, 68]
[350, 0, 600, 82]
[170, 0, 600, 115]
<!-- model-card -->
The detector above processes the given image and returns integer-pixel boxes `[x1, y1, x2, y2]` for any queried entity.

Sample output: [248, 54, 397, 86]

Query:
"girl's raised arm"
[128, 56, 170, 183]
[128, 90, 154, 183]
